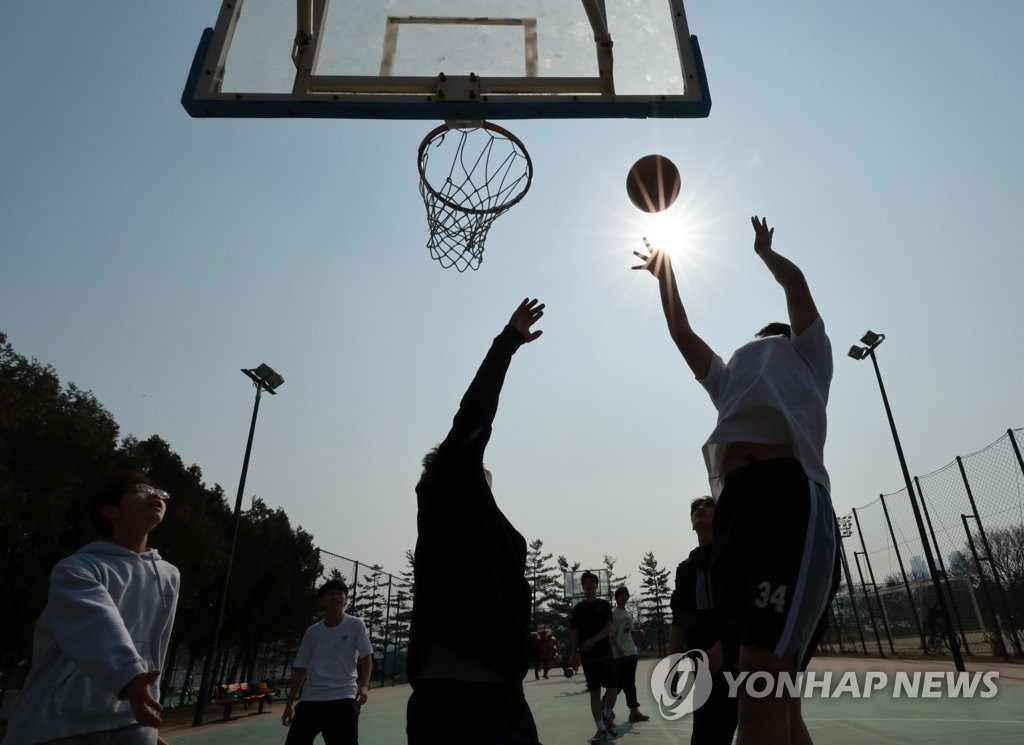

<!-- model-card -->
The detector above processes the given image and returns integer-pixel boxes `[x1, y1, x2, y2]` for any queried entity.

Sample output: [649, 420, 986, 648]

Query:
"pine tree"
[547, 555, 582, 640]
[392, 549, 415, 648]
[638, 551, 672, 656]
[603, 554, 630, 600]
[526, 539, 563, 630]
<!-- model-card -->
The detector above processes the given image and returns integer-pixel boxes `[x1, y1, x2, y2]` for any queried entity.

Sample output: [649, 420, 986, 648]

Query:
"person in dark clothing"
[406, 298, 545, 745]
[670, 496, 738, 745]
[569, 572, 619, 744]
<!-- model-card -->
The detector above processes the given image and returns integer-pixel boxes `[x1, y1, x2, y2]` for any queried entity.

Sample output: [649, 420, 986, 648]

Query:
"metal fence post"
[853, 508, 895, 653]
[838, 538, 869, 654]
[915, 477, 972, 655]
[880, 493, 926, 650]
[956, 457, 1024, 657]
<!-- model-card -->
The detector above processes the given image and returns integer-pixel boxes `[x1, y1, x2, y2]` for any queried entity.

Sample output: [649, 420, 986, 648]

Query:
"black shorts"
[285, 698, 359, 745]
[710, 458, 840, 670]
[407, 680, 540, 745]
[580, 656, 618, 692]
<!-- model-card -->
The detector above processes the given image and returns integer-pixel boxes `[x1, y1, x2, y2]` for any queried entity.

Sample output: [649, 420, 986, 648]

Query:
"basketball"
[626, 154, 681, 213]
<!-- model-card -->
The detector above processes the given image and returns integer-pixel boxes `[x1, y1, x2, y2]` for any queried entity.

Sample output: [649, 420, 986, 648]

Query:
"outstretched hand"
[751, 215, 774, 255]
[508, 298, 545, 342]
[631, 237, 668, 277]
[125, 670, 163, 727]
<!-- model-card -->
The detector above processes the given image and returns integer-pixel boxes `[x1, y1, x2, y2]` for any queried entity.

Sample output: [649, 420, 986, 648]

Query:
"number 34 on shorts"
[754, 582, 788, 613]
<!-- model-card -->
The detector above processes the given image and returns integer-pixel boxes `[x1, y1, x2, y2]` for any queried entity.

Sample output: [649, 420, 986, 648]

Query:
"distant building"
[910, 555, 928, 580]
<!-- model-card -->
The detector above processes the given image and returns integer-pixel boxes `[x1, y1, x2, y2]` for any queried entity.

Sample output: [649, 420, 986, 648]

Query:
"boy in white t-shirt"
[282, 579, 374, 745]
[609, 587, 649, 724]
[633, 216, 840, 745]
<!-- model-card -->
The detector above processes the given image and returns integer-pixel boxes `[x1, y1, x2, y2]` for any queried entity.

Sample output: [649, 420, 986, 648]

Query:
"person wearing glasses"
[635, 217, 839, 745]
[4, 471, 180, 745]
[670, 496, 738, 745]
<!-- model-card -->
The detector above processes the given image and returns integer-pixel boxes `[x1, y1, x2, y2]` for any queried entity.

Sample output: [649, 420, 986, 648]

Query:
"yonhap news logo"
[650, 650, 714, 720]
[649, 650, 1001, 719]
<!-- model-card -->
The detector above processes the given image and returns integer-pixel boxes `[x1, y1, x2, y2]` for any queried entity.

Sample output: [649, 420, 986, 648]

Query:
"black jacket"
[408, 326, 532, 683]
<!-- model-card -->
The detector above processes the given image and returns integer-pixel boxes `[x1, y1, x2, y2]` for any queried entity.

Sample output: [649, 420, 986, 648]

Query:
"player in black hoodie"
[406, 298, 545, 745]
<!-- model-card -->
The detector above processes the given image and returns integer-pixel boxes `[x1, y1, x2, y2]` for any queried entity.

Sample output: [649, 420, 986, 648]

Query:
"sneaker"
[589, 730, 609, 744]
[629, 709, 650, 722]
[603, 718, 617, 736]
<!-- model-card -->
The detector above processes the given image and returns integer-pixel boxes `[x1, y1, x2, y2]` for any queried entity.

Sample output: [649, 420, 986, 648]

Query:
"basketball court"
[163, 656, 1023, 745]
[169, 4, 1024, 745]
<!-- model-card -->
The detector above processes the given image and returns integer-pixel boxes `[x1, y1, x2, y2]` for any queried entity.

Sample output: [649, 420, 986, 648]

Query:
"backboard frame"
[182, 0, 711, 120]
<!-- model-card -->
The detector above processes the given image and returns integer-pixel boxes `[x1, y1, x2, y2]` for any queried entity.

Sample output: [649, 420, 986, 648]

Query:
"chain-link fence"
[317, 549, 412, 684]
[819, 428, 1024, 660]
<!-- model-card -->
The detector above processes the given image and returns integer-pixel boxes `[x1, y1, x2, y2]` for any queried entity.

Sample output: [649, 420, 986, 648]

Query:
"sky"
[1, 1, 1022, 588]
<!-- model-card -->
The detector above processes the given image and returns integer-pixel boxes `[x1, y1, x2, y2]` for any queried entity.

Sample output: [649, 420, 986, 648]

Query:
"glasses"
[133, 484, 171, 502]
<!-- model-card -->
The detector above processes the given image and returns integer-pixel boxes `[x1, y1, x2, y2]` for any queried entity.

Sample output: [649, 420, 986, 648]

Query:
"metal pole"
[956, 457, 1023, 657]
[852, 508, 895, 653]
[915, 477, 972, 656]
[1008, 428, 1024, 476]
[193, 383, 263, 726]
[853, 551, 885, 656]
[880, 493, 926, 650]
[839, 540, 869, 654]
[961, 515, 1006, 659]
[866, 348, 965, 671]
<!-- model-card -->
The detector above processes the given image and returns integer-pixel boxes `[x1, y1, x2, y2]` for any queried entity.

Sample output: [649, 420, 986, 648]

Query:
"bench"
[212, 682, 274, 721]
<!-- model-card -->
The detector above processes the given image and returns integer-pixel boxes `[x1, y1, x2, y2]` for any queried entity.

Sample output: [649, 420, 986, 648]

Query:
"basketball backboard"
[183, 0, 711, 120]
[564, 569, 613, 601]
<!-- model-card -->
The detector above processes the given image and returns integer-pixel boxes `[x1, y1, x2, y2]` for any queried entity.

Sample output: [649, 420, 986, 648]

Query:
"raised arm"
[441, 298, 544, 461]
[751, 216, 819, 335]
[632, 239, 715, 379]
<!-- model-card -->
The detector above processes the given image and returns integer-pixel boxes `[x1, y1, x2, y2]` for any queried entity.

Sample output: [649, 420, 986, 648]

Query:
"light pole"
[193, 364, 284, 726]
[848, 332, 965, 671]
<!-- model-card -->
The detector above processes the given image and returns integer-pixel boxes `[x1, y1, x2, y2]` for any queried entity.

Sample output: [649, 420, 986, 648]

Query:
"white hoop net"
[418, 122, 533, 272]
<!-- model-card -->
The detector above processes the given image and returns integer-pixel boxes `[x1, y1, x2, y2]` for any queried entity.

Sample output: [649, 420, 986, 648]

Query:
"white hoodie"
[4, 541, 180, 744]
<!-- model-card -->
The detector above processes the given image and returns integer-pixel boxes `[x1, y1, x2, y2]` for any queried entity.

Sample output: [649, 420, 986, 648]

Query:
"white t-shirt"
[293, 615, 373, 701]
[610, 607, 638, 658]
[699, 316, 833, 498]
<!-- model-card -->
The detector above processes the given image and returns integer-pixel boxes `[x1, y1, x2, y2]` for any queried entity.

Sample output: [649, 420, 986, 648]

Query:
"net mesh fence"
[820, 428, 1024, 659]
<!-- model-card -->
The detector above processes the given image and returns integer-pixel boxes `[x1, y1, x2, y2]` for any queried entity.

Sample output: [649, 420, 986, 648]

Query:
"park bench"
[212, 682, 274, 721]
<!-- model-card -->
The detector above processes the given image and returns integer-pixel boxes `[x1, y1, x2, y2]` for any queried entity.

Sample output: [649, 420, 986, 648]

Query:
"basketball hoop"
[417, 121, 533, 272]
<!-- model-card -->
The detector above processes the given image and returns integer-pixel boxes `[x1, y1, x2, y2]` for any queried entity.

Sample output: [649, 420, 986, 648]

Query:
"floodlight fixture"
[243, 363, 284, 393]
[860, 330, 884, 347]
[848, 345, 869, 361]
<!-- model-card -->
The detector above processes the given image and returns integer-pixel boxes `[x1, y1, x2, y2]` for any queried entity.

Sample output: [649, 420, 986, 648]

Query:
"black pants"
[614, 656, 640, 710]
[407, 680, 541, 745]
[691, 671, 738, 745]
[285, 698, 360, 745]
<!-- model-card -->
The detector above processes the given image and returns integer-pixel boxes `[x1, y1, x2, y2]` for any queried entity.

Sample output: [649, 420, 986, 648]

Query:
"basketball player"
[633, 217, 840, 745]
[406, 298, 545, 745]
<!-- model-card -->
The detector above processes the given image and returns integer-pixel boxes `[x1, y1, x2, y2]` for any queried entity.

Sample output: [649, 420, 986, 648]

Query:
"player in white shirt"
[634, 216, 840, 745]
[282, 579, 373, 745]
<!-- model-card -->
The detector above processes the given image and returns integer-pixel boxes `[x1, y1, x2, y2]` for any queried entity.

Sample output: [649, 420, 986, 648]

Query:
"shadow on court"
[163, 657, 1023, 745]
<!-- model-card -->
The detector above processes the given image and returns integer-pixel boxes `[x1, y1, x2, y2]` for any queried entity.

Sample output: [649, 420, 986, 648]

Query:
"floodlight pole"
[193, 366, 282, 726]
[854, 336, 965, 671]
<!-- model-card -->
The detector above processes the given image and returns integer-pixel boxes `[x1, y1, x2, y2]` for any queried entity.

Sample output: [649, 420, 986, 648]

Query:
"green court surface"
[163, 657, 1023, 745]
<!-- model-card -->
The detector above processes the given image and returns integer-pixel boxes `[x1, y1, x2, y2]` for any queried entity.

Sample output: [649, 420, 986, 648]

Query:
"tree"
[602, 554, 630, 599]
[546, 555, 581, 640]
[526, 539, 563, 630]
[0, 333, 120, 686]
[391, 549, 415, 649]
[638, 552, 672, 655]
